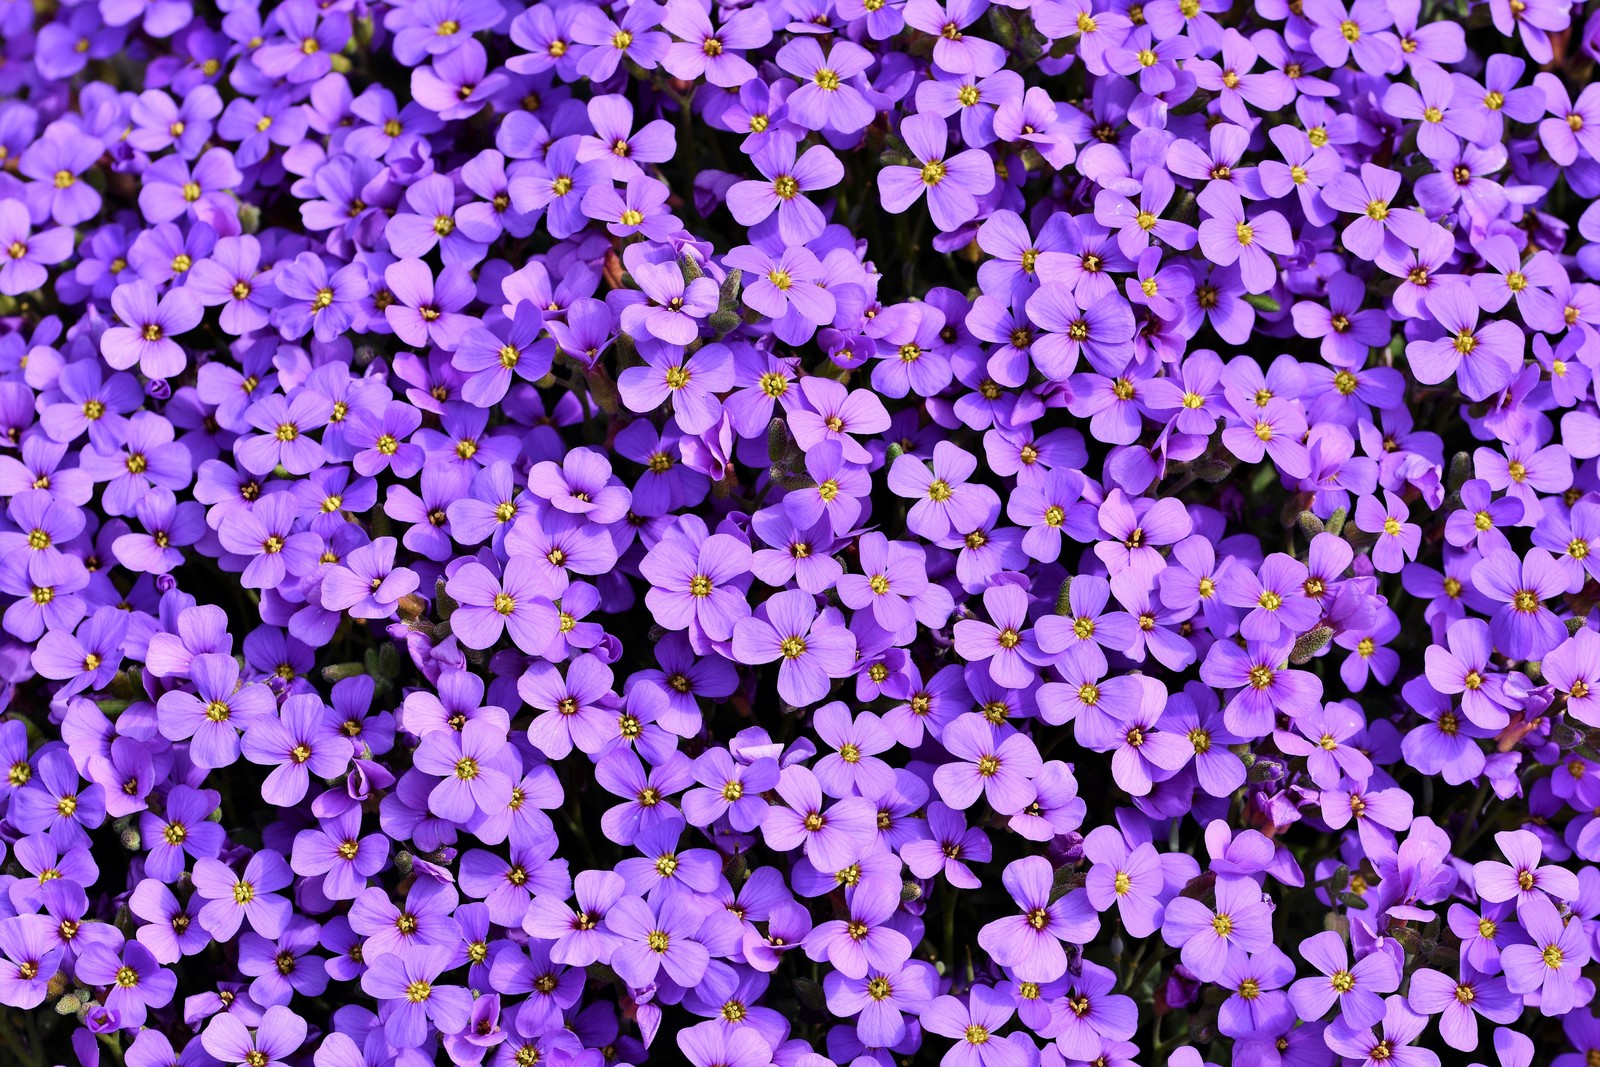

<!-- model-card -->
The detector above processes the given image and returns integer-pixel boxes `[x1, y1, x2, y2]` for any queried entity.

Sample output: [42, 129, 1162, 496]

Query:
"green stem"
[941, 885, 956, 974]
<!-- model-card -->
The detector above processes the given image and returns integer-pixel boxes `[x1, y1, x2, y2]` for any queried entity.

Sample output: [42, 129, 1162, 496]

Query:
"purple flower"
[193, 850, 294, 941]
[1407, 967, 1517, 1052]
[360, 945, 473, 1048]
[1324, 168, 1432, 268]
[732, 589, 856, 707]
[723, 245, 837, 344]
[617, 340, 734, 436]
[385, 259, 477, 349]
[764, 765, 876, 870]
[933, 714, 1041, 816]
[139, 147, 242, 231]
[977, 856, 1097, 982]
[1094, 162, 1197, 259]
[1159, 876, 1274, 983]
[953, 584, 1046, 688]
[726, 137, 841, 244]
[1026, 281, 1137, 380]
[446, 558, 560, 654]
[1471, 548, 1569, 660]
[0, 917, 64, 1009]
[0, 200, 72, 296]
[880, 113, 995, 232]
[1196, 183, 1293, 295]
[775, 37, 876, 132]
[202, 1005, 306, 1067]
[1289, 930, 1399, 1028]
[604, 892, 710, 989]
[920, 984, 1024, 1067]
[74, 940, 176, 1029]
[888, 442, 997, 542]
[102, 281, 203, 380]
[1404, 283, 1523, 402]
[1325, 997, 1438, 1067]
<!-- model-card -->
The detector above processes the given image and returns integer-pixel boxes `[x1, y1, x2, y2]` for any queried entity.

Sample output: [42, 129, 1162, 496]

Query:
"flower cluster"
[2, 0, 1600, 1064]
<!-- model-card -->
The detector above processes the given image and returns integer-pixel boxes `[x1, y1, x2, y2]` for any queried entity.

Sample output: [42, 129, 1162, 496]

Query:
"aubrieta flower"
[5, 0, 1600, 1059]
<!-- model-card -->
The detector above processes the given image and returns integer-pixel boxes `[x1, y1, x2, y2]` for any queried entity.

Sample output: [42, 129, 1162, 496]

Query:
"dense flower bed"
[0, 0, 1599, 1063]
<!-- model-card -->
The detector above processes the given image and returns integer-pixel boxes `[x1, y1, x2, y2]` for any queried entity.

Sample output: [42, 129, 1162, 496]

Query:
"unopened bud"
[1290, 626, 1335, 664]
[586, 363, 621, 416]
[435, 577, 458, 621]
[767, 419, 792, 464]
[321, 662, 366, 683]
[793, 978, 826, 1011]
[1054, 578, 1073, 616]
[717, 268, 742, 312]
